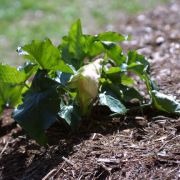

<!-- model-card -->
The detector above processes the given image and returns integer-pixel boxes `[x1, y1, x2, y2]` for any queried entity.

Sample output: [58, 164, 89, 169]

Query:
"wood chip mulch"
[0, 1, 180, 179]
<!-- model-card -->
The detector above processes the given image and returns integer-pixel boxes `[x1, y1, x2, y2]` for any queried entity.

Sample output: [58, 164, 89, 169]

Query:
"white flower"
[68, 58, 103, 114]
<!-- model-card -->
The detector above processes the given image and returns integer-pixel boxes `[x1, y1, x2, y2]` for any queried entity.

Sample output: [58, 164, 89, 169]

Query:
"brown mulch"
[0, 1, 180, 180]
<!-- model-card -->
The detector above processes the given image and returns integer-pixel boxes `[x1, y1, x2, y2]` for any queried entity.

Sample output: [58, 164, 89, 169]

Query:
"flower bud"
[68, 58, 103, 114]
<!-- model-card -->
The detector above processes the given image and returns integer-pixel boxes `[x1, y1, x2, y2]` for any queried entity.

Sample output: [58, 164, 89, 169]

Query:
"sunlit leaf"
[127, 50, 150, 77]
[58, 104, 81, 128]
[0, 83, 25, 108]
[102, 42, 126, 65]
[99, 91, 127, 114]
[18, 61, 37, 79]
[0, 64, 30, 111]
[0, 63, 26, 84]
[121, 74, 134, 86]
[59, 20, 86, 70]
[22, 39, 73, 73]
[128, 50, 150, 69]
[68, 19, 85, 60]
[152, 90, 180, 114]
[84, 35, 104, 58]
[96, 32, 128, 42]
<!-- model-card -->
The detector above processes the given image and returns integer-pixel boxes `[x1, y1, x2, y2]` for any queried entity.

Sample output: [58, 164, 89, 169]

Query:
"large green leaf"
[0, 64, 30, 112]
[102, 42, 126, 65]
[83, 35, 104, 58]
[18, 61, 37, 80]
[127, 51, 150, 76]
[106, 69, 121, 85]
[120, 85, 143, 102]
[96, 32, 128, 42]
[99, 91, 127, 114]
[59, 20, 86, 70]
[121, 74, 134, 86]
[68, 19, 85, 60]
[0, 83, 25, 108]
[12, 70, 61, 145]
[0, 63, 26, 84]
[127, 63, 145, 75]
[105, 67, 121, 75]
[59, 36, 79, 69]
[105, 68, 134, 86]
[152, 90, 180, 115]
[22, 39, 73, 73]
[127, 50, 150, 69]
[58, 104, 81, 129]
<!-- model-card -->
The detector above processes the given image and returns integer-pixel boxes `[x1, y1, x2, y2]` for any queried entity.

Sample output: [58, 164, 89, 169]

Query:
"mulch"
[0, 1, 180, 179]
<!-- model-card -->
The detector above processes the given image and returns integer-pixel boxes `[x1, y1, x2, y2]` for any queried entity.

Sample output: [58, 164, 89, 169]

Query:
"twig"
[62, 156, 75, 167]
[157, 135, 180, 152]
[0, 141, 9, 156]
[99, 163, 112, 172]
[97, 158, 119, 164]
[42, 169, 57, 180]
[51, 162, 65, 179]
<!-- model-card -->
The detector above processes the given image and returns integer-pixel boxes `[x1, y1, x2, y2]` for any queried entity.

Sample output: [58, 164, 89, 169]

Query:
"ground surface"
[0, 1, 180, 180]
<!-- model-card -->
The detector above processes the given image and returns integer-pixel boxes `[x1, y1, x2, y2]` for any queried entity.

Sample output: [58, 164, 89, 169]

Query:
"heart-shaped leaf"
[152, 90, 180, 115]
[99, 91, 127, 114]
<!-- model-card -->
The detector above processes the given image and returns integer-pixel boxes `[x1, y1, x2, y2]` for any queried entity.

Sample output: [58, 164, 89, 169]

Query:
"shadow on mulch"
[0, 105, 178, 180]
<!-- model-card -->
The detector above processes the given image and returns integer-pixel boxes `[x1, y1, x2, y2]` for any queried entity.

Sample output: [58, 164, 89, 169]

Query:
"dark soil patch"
[0, 1, 180, 179]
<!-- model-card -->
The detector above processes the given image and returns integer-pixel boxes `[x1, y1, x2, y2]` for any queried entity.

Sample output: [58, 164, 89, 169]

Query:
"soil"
[0, 1, 180, 180]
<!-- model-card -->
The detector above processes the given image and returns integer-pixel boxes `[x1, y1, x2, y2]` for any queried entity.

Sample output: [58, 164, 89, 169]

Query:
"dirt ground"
[0, 1, 180, 180]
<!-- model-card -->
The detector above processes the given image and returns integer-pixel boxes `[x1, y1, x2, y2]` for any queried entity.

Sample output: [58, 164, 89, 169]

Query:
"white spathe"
[68, 58, 103, 114]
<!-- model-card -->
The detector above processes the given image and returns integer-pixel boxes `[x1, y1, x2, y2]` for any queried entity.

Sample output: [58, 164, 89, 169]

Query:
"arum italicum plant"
[0, 20, 180, 145]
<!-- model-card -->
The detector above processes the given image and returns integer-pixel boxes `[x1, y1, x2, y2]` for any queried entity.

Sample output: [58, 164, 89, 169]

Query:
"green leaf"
[102, 42, 126, 65]
[59, 20, 86, 70]
[127, 51, 150, 76]
[12, 70, 61, 145]
[120, 85, 143, 102]
[121, 74, 134, 86]
[18, 61, 37, 80]
[143, 73, 159, 95]
[151, 90, 180, 115]
[0, 83, 25, 108]
[127, 63, 145, 75]
[105, 67, 121, 75]
[84, 35, 104, 58]
[58, 104, 81, 129]
[68, 19, 85, 60]
[59, 37, 79, 69]
[0, 64, 29, 110]
[104, 70, 122, 85]
[104, 67, 133, 86]
[128, 50, 150, 69]
[56, 71, 72, 86]
[99, 91, 127, 114]
[96, 32, 128, 42]
[0, 63, 26, 84]
[22, 39, 73, 73]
